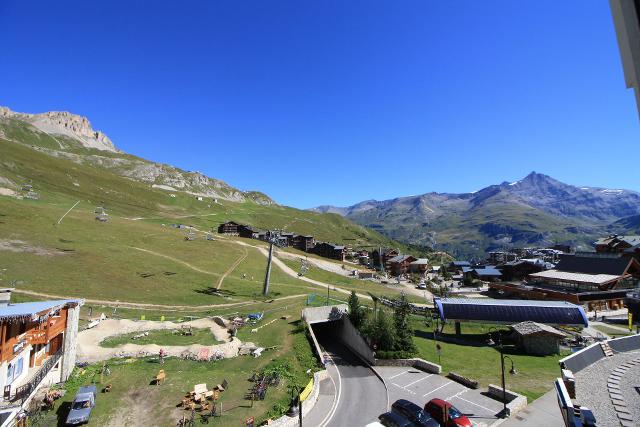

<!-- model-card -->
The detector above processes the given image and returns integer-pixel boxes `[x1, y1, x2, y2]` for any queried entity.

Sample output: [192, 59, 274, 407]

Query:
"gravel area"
[575, 350, 640, 427]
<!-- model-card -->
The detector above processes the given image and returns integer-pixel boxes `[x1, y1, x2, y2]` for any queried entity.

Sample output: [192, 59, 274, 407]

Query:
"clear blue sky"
[1, 1, 638, 208]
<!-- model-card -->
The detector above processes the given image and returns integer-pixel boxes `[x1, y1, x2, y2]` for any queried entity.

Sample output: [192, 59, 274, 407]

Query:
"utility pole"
[263, 230, 281, 296]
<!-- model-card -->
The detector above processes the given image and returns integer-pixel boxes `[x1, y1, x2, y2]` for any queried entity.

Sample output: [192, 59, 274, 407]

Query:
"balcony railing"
[11, 348, 63, 405]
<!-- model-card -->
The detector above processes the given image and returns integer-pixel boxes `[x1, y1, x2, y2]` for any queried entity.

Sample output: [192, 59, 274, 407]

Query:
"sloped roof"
[410, 258, 429, 265]
[473, 267, 502, 276]
[434, 298, 588, 327]
[388, 255, 413, 263]
[529, 270, 621, 285]
[0, 299, 83, 321]
[555, 254, 634, 276]
[451, 261, 471, 267]
[511, 321, 566, 338]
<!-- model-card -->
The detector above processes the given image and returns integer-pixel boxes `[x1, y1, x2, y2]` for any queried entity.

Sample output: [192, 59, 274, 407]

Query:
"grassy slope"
[0, 129, 406, 306]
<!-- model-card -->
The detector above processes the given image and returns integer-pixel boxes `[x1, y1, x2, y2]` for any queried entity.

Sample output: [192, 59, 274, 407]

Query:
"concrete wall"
[522, 335, 560, 355]
[302, 305, 348, 324]
[487, 384, 528, 414]
[61, 304, 81, 381]
[374, 358, 442, 374]
[337, 316, 375, 366]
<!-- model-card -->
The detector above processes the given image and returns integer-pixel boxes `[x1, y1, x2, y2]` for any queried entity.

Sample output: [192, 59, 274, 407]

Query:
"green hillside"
[0, 119, 410, 308]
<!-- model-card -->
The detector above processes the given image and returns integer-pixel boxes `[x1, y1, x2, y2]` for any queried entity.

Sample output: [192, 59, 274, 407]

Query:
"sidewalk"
[302, 363, 339, 426]
[501, 389, 563, 427]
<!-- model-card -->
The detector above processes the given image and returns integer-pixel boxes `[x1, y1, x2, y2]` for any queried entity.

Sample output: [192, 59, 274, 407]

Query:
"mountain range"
[313, 173, 640, 258]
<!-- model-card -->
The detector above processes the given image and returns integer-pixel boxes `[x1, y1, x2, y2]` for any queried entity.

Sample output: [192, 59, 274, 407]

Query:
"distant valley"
[313, 172, 640, 258]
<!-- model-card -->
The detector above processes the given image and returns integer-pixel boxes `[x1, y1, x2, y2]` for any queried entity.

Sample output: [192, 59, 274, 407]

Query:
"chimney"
[0, 288, 13, 306]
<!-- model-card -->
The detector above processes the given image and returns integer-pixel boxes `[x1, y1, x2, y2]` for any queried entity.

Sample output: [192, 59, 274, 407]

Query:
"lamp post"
[286, 384, 303, 427]
[499, 354, 517, 417]
[487, 327, 517, 418]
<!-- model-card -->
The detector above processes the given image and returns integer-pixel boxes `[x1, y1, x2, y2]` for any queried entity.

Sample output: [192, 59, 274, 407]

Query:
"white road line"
[423, 381, 453, 397]
[318, 354, 342, 427]
[392, 383, 416, 395]
[455, 395, 497, 414]
[445, 389, 467, 401]
[388, 370, 411, 380]
[402, 374, 432, 388]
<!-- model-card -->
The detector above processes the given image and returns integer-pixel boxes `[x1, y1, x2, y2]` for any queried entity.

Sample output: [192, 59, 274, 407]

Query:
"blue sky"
[1, 1, 638, 208]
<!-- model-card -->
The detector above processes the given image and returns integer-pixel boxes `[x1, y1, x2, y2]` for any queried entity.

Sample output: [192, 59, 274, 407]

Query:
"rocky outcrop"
[1, 106, 119, 152]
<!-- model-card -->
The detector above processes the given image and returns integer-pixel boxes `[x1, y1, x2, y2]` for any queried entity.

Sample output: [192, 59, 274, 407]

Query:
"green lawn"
[100, 328, 219, 348]
[592, 324, 632, 338]
[410, 319, 566, 402]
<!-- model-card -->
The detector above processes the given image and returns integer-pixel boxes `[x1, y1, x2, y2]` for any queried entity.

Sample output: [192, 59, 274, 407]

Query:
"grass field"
[100, 328, 219, 348]
[591, 324, 632, 338]
[410, 319, 566, 402]
[35, 302, 320, 426]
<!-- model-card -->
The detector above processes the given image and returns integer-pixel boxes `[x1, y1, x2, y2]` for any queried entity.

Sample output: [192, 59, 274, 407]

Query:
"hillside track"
[12, 288, 307, 312]
[215, 246, 248, 290]
[129, 246, 222, 276]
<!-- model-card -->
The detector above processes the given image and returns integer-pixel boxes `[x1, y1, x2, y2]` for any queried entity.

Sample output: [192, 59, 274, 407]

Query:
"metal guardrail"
[12, 348, 63, 405]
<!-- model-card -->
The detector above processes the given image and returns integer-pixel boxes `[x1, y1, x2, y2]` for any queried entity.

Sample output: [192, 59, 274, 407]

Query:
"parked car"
[66, 385, 97, 425]
[424, 398, 471, 427]
[378, 411, 414, 427]
[392, 399, 440, 427]
[417, 282, 427, 290]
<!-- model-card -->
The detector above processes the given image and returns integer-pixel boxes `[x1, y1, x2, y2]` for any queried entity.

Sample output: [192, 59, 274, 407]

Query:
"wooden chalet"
[387, 255, 417, 276]
[313, 242, 346, 261]
[217, 221, 240, 235]
[292, 235, 315, 252]
[0, 294, 83, 424]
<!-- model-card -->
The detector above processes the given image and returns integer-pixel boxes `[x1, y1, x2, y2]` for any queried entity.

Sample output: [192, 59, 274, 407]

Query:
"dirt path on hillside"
[12, 288, 306, 311]
[76, 317, 244, 363]
[129, 246, 221, 276]
[229, 240, 372, 301]
[216, 246, 248, 290]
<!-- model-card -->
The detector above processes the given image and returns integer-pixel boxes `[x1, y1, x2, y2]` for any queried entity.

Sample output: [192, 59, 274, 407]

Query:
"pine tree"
[393, 293, 416, 353]
[347, 291, 364, 330]
[374, 309, 395, 351]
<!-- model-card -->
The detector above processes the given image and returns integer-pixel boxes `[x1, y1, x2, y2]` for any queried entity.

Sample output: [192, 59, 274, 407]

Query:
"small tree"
[393, 293, 416, 353]
[347, 291, 364, 330]
[372, 309, 395, 351]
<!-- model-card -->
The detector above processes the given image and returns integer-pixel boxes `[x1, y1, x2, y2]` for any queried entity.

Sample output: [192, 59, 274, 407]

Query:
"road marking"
[388, 370, 411, 380]
[318, 353, 342, 427]
[402, 374, 432, 388]
[455, 395, 497, 414]
[445, 389, 467, 401]
[392, 383, 416, 395]
[423, 381, 453, 397]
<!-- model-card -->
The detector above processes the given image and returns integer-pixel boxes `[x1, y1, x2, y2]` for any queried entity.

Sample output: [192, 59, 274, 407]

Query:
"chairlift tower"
[263, 230, 283, 296]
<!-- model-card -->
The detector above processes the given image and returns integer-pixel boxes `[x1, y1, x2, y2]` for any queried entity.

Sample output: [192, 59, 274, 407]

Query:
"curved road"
[313, 323, 388, 426]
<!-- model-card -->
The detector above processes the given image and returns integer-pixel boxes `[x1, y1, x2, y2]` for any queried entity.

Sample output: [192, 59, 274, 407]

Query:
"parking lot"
[376, 366, 505, 427]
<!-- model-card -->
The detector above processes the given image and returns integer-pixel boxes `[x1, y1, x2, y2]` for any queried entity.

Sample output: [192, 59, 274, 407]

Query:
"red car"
[424, 398, 472, 427]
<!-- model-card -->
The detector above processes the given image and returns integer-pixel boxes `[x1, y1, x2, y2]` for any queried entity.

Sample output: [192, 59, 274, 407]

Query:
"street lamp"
[286, 384, 303, 427]
[499, 354, 518, 418]
[486, 327, 518, 418]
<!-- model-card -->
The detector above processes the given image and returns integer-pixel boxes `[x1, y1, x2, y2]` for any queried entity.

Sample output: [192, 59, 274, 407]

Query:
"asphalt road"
[312, 323, 388, 426]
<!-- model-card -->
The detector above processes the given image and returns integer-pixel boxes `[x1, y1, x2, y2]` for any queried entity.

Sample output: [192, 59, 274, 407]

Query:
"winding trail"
[129, 246, 221, 276]
[215, 246, 248, 290]
[12, 288, 307, 312]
